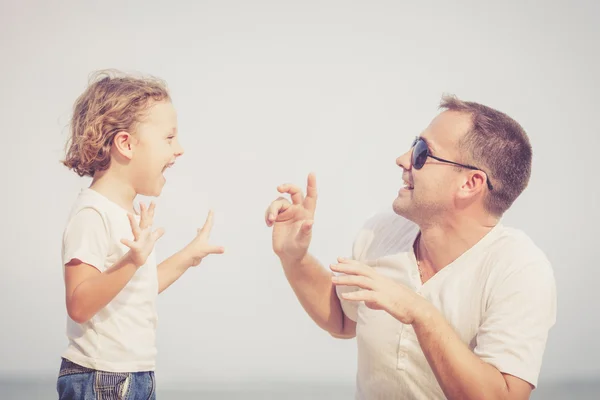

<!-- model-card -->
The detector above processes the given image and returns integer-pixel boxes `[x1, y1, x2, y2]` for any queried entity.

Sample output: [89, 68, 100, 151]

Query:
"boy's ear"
[113, 131, 135, 160]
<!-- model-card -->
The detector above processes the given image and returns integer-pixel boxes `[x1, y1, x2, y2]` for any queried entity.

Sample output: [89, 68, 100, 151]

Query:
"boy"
[57, 70, 223, 399]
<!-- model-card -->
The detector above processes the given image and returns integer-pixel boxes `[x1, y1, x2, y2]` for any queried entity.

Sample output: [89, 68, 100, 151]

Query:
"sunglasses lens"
[412, 139, 428, 169]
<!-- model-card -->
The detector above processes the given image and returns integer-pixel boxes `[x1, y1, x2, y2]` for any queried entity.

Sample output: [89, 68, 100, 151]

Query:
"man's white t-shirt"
[336, 211, 557, 400]
[61, 188, 159, 372]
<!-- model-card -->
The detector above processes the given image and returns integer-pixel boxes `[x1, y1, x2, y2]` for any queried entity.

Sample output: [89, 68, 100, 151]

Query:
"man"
[264, 95, 556, 400]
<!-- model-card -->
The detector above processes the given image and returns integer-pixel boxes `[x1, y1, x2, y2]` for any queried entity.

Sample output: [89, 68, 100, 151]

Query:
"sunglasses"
[411, 137, 494, 191]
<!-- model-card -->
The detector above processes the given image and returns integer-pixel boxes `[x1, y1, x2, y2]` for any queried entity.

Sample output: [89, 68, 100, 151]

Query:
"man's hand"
[265, 173, 318, 262]
[331, 257, 431, 325]
[121, 202, 165, 267]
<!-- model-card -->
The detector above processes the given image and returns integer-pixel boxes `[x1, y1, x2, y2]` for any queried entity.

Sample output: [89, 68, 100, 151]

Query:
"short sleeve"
[474, 260, 557, 388]
[335, 234, 367, 322]
[62, 207, 110, 272]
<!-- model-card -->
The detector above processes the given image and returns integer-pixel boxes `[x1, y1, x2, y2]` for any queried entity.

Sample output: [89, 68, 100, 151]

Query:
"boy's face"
[130, 100, 184, 197]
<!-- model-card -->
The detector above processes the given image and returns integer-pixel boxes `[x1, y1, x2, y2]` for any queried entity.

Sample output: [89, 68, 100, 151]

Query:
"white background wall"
[1, 0, 598, 387]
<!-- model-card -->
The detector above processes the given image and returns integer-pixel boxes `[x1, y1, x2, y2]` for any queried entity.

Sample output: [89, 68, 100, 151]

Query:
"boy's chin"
[137, 179, 165, 197]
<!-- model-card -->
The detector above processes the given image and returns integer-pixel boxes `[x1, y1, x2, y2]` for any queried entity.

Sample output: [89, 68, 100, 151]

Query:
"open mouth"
[162, 162, 175, 173]
[403, 180, 414, 190]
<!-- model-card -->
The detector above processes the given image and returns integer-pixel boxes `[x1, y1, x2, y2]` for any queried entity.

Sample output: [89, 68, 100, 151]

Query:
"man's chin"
[393, 197, 418, 217]
[392, 199, 409, 217]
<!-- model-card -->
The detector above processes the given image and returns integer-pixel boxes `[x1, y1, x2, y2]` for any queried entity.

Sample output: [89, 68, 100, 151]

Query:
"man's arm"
[267, 173, 356, 338]
[280, 253, 356, 338]
[332, 258, 555, 400]
[413, 307, 533, 400]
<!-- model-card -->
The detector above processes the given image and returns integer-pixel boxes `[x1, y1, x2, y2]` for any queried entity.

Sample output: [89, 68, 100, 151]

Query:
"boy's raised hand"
[121, 202, 164, 267]
[183, 210, 225, 266]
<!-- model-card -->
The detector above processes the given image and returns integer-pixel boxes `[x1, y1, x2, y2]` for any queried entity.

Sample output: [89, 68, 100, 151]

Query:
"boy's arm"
[157, 210, 224, 294]
[157, 250, 192, 293]
[65, 205, 163, 323]
[66, 256, 139, 323]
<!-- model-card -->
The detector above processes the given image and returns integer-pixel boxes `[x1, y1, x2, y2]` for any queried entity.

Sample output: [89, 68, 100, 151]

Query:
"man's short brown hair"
[440, 94, 532, 216]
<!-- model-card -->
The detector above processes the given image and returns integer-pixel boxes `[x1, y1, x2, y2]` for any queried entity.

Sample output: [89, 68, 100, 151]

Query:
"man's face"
[392, 110, 472, 223]
[130, 100, 184, 197]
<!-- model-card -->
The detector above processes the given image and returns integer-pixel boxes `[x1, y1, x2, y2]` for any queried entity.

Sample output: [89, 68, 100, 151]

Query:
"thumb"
[152, 228, 165, 242]
[120, 238, 135, 248]
[205, 245, 225, 255]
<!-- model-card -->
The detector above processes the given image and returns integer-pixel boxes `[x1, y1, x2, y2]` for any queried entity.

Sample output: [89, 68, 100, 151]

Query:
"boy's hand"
[183, 210, 225, 266]
[121, 202, 165, 267]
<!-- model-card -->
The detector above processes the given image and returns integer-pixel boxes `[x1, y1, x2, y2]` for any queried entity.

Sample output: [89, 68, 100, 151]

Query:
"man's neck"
[90, 169, 137, 214]
[417, 215, 498, 274]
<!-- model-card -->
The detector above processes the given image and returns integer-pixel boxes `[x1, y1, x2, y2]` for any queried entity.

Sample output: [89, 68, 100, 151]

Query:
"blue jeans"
[56, 358, 156, 400]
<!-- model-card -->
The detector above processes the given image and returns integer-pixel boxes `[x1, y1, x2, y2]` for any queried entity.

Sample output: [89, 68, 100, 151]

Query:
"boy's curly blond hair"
[62, 70, 171, 177]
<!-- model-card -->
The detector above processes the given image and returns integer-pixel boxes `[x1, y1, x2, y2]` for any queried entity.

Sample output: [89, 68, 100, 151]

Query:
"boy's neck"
[90, 170, 138, 214]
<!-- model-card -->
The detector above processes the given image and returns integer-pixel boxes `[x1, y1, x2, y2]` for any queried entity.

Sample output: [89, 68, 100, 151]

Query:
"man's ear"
[458, 171, 487, 199]
[113, 131, 135, 160]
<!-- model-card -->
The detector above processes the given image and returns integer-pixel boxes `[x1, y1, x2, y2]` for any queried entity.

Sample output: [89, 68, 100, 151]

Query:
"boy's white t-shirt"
[336, 211, 557, 400]
[61, 188, 159, 372]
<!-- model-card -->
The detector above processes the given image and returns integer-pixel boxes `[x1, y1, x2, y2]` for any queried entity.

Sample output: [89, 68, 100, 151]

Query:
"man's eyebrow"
[419, 136, 438, 153]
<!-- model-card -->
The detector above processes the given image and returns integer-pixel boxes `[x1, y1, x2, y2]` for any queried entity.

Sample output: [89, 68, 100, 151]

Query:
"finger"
[265, 206, 274, 226]
[331, 274, 374, 290]
[204, 245, 225, 255]
[151, 227, 165, 242]
[337, 257, 370, 271]
[266, 198, 291, 225]
[330, 262, 373, 278]
[139, 202, 148, 229]
[341, 290, 377, 303]
[120, 238, 136, 249]
[277, 183, 304, 205]
[337, 256, 360, 264]
[144, 202, 155, 228]
[198, 210, 214, 237]
[127, 213, 140, 239]
[148, 202, 156, 220]
[304, 172, 318, 213]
